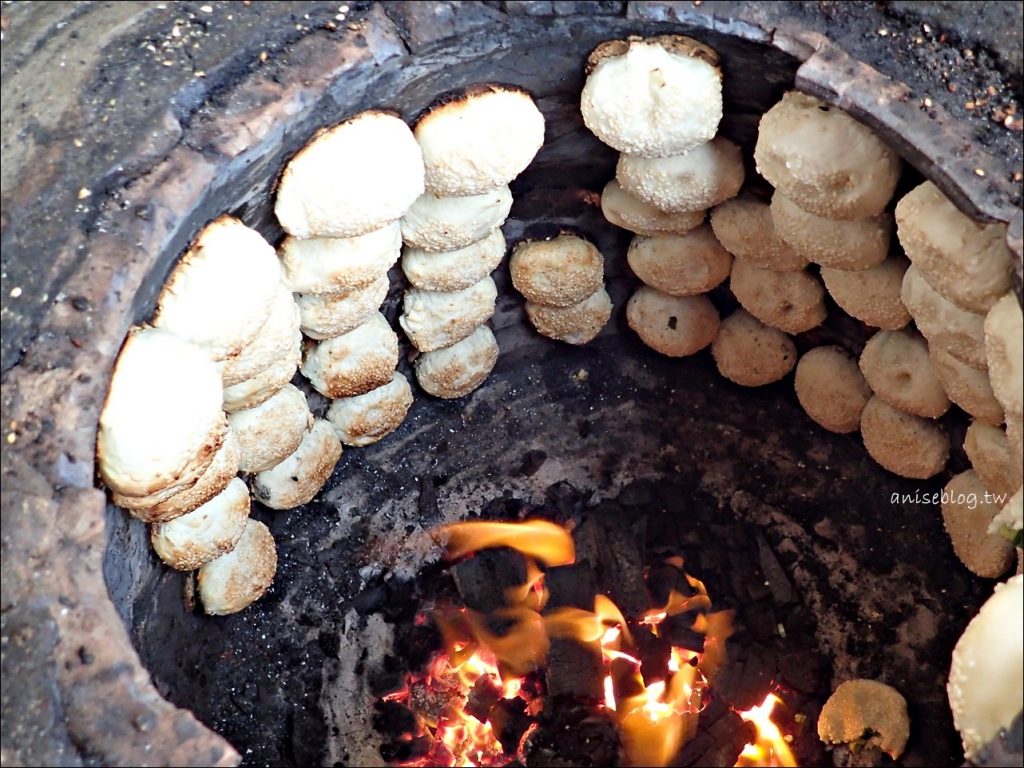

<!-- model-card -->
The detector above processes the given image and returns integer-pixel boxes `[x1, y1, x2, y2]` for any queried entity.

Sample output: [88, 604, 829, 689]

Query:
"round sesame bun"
[197, 518, 277, 615]
[860, 396, 949, 479]
[275, 110, 424, 238]
[414, 325, 499, 399]
[895, 181, 1012, 313]
[228, 384, 313, 474]
[415, 84, 544, 197]
[301, 312, 399, 398]
[930, 346, 1005, 425]
[617, 137, 743, 214]
[98, 327, 227, 499]
[626, 227, 732, 297]
[510, 235, 605, 307]
[901, 265, 987, 370]
[729, 258, 826, 334]
[249, 419, 342, 510]
[601, 179, 705, 237]
[400, 276, 498, 352]
[581, 36, 721, 158]
[626, 286, 720, 358]
[327, 372, 414, 446]
[754, 91, 900, 220]
[984, 293, 1024, 418]
[794, 346, 872, 434]
[525, 287, 613, 346]
[152, 216, 281, 362]
[770, 191, 892, 271]
[965, 421, 1021, 500]
[296, 275, 389, 341]
[941, 470, 1015, 578]
[222, 331, 300, 413]
[151, 478, 250, 571]
[401, 186, 512, 252]
[402, 228, 506, 293]
[709, 196, 807, 273]
[820, 257, 911, 331]
[279, 222, 401, 296]
[711, 310, 796, 387]
[221, 286, 301, 387]
[859, 330, 950, 419]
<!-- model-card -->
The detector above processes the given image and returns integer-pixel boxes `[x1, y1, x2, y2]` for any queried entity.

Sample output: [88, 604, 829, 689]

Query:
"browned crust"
[412, 82, 537, 130]
[585, 34, 719, 75]
[249, 427, 342, 509]
[340, 386, 414, 445]
[149, 487, 249, 571]
[415, 333, 498, 399]
[321, 353, 397, 398]
[198, 519, 278, 615]
[525, 291, 612, 345]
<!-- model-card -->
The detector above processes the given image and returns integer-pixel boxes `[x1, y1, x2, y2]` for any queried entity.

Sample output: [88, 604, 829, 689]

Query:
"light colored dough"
[625, 285, 720, 357]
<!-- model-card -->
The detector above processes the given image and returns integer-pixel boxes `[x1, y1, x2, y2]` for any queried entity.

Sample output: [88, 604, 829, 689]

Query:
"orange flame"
[733, 693, 798, 767]
[436, 520, 575, 566]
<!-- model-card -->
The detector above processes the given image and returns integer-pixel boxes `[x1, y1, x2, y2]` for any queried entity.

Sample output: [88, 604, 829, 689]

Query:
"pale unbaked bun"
[858, 330, 950, 419]
[948, 574, 1024, 760]
[400, 276, 498, 352]
[770, 191, 892, 270]
[617, 137, 744, 213]
[901, 265, 987, 369]
[301, 312, 399, 398]
[228, 384, 313, 474]
[510, 235, 605, 307]
[279, 222, 402, 296]
[942, 470, 1015, 578]
[296, 275, 389, 341]
[581, 36, 722, 158]
[275, 111, 424, 238]
[401, 186, 512, 252]
[327, 373, 414, 447]
[221, 286, 301, 387]
[754, 91, 900, 220]
[794, 346, 872, 434]
[414, 84, 544, 197]
[711, 310, 796, 387]
[895, 181, 1012, 313]
[930, 346, 1004, 425]
[709, 196, 807, 273]
[222, 333, 300, 413]
[152, 216, 281, 362]
[729, 259, 826, 334]
[112, 429, 239, 523]
[98, 328, 226, 499]
[601, 179, 705, 237]
[626, 286, 720, 357]
[525, 287, 613, 345]
[414, 325, 500, 399]
[820, 258, 911, 331]
[250, 419, 343, 510]
[984, 293, 1024, 417]
[860, 396, 949, 479]
[964, 421, 1021, 500]
[402, 229, 506, 293]
[151, 478, 250, 571]
[198, 518, 277, 615]
[626, 227, 732, 297]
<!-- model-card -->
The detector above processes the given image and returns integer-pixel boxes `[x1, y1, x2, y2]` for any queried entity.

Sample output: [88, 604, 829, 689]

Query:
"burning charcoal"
[452, 548, 527, 613]
[676, 732, 715, 766]
[608, 656, 645, 703]
[646, 562, 696, 605]
[465, 674, 503, 723]
[741, 600, 778, 643]
[481, 493, 528, 520]
[660, 614, 706, 652]
[544, 562, 598, 611]
[380, 734, 432, 764]
[518, 449, 547, 477]
[755, 532, 796, 605]
[546, 638, 603, 699]
[392, 623, 443, 672]
[544, 481, 583, 518]
[633, 628, 671, 683]
[369, 668, 407, 700]
[573, 508, 648, 617]
[373, 700, 420, 739]
[352, 582, 388, 616]
[488, 698, 532, 755]
[618, 479, 656, 508]
[382, 578, 418, 622]
[523, 706, 620, 767]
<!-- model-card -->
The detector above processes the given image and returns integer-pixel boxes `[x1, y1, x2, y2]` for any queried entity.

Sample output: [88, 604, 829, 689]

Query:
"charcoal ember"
[633, 628, 671, 684]
[573, 505, 648, 617]
[755, 532, 796, 605]
[452, 548, 527, 613]
[544, 481, 584, 519]
[352, 582, 388, 616]
[831, 744, 894, 767]
[618, 479, 656, 508]
[369, 668, 407, 699]
[544, 562, 598, 610]
[608, 656, 645, 702]
[716, 647, 776, 710]
[660, 614, 706, 652]
[523, 705, 620, 767]
[373, 700, 420, 740]
[464, 674, 503, 723]
[702, 708, 755, 767]
[546, 638, 603, 699]
[676, 732, 715, 766]
[382, 577, 418, 622]
[380, 734, 432, 763]
[488, 697, 532, 755]
[518, 449, 548, 477]
[481, 493, 529, 520]
[646, 562, 696, 605]
[392, 623, 442, 673]
[778, 651, 824, 694]
[741, 600, 778, 643]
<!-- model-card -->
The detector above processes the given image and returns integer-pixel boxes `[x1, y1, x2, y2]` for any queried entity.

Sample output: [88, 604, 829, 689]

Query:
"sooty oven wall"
[104, 8, 992, 768]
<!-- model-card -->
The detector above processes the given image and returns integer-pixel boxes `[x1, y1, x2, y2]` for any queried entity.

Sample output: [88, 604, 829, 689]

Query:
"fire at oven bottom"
[367, 485, 820, 768]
